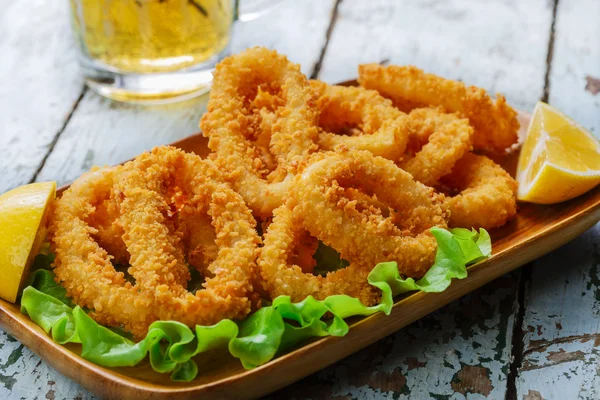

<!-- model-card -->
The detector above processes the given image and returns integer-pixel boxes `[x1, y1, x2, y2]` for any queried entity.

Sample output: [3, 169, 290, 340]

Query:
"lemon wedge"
[516, 102, 600, 204]
[0, 182, 56, 303]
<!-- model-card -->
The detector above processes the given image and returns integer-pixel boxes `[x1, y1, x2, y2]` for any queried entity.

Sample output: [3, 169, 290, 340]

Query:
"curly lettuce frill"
[20, 227, 490, 382]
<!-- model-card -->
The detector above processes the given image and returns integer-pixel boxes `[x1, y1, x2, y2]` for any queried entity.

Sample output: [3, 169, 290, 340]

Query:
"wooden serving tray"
[1, 106, 600, 399]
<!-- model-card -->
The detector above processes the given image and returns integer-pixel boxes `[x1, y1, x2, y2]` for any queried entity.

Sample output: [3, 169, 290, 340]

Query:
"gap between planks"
[310, 0, 342, 79]
[542, 0, 560, 103]
[506, 266, 532, 400]
[505, 1, 560, 398]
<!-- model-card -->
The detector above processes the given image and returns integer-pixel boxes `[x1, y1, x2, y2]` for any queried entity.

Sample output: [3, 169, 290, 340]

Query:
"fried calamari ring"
[259, 203, 380, 306]
[200, 47, 319, 217]
[440, 153, 518, 229]
[114, 147, 261, 331]
[291, 150, 448, 276]
[51, 147, 261, 339]
[266, 187, 393, 277]
[50, 166, 159, 339]
[358, 64, 520, 153]
[259, 151, 448, 306]
[310, 80, 408, 160]
[399, 107, 474, 187]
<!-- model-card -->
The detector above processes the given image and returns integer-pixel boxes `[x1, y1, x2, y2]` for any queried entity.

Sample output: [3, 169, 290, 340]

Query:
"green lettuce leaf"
[20, 227, 491, 382]
[20, 287, 79, 344]
[372, 227, 491, 296]
[24, 268, 73, 307]
[229, 306, 285, 369]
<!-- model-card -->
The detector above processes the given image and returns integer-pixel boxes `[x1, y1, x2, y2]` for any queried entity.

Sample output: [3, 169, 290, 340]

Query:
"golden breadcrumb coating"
[310, 80, 408, 160]
[358, 64, 519, 153]
[400, 106, 474, 187]
[51, 146, 261, 339]
[200, 47, 319, 218]
[441, 153, 518, 229]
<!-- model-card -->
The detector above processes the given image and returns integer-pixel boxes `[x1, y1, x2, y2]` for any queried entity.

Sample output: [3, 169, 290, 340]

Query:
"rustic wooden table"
[1, 0, 599, 399]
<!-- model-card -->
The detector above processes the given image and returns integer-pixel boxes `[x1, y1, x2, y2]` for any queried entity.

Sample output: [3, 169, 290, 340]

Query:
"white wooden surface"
[318, 0, 552, 111]
[0, 0, 83, 193]
[1, 0, 599, 399]
[516, 0, 600, 399]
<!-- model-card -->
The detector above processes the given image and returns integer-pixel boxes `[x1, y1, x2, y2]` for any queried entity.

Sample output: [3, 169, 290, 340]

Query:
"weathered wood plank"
[0, 0, 83, 194]
[517, 225, 600, 400]
[0, 2, 335, 399]
[35, 94, 212, 186]
[517, 4, 600, 396]
[546, 0, 600, 135]
[34, 0, 336, 187]
[517, 0, 600, 397]
[0, 330, 95, 400]
[318, 0, 553, 111]
[281, 0, 553, 398]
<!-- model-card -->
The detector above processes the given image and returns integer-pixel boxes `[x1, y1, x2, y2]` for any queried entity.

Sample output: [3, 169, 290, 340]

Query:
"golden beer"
[71, 0, 233, 73]
[70, 0, 234, 73]
[69, 0, 280, 102]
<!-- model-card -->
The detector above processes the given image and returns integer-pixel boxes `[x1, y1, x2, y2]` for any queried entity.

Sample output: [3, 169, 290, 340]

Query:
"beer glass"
[69, 0, 282, 103]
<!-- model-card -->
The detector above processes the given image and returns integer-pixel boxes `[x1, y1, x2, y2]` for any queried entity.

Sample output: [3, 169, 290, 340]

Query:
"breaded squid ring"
[51, 147, 261, 339]
[399, 107, 474, 187]
[50, 166, 159, 339]
[310, 80, 408, 160]
[114, 147, 261, 331]
[291, 151, 448, 276]
[358, 64, 520, 153]
[200, 47, 319, 218]
[259, 151, 448, 305]
[259, 203, 380, 306]
[440, 153, 518, 229]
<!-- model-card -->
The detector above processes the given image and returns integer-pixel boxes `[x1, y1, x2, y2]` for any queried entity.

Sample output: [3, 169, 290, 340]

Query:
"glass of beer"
[69, 0, 283, 103]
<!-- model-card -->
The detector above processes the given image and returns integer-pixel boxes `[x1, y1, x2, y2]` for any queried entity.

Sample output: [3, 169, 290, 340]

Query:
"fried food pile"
[50, 47, 518, 338]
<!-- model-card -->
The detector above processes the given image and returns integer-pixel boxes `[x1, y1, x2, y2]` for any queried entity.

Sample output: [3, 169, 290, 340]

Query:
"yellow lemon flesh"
[0, 182, 56, 303]
[517, 102, 600, 204]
